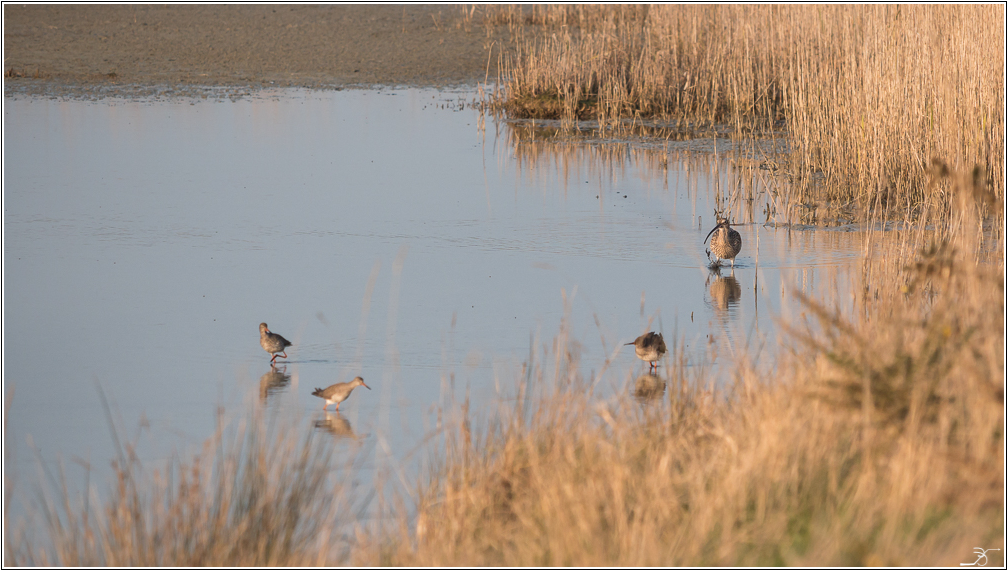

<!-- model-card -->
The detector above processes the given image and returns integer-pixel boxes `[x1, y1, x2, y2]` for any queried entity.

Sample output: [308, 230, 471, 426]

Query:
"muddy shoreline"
[4, 5, 518, 98]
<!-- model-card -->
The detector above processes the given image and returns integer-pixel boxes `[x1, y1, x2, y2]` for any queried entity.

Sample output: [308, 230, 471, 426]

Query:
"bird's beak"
[362, 382, 371, 390]
[703, 226, 717, 244]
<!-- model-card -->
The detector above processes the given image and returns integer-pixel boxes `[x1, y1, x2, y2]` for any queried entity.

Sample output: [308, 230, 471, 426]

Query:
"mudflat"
[3, 4, 518, 96]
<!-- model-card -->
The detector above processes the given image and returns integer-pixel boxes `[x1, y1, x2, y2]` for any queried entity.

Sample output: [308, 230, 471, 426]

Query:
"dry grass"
[360, 168, 1004, 566]
[4, 7, 1001, 565]
[5, 401, 358, 566]
[4, 174, 1001, 565]
[487, 5, 1004, 221]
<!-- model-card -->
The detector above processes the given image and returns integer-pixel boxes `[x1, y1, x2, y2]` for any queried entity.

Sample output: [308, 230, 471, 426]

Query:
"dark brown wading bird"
[312, 376, 370, 412]
[704, 216, 743, 268]
[625, 331, 667, 371]
[259, 322, 293, 365]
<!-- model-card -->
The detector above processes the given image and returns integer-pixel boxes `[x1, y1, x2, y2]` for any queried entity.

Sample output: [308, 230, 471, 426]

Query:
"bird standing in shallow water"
[312, 376, 370, 412]
[705, 216, 742, 268]
[626, 331, 667, 371]
[259, 322, 293, 365]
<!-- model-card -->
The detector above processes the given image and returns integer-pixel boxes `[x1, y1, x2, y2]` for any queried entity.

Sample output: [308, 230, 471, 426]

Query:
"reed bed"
[487, 5, 1004, 221]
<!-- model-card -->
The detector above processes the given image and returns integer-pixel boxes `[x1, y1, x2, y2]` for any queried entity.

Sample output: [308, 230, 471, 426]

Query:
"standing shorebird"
[312, 376, 370, 412]
[625, 331, 667, 371]
[259, 322, 293, 365]
[704, 216, 742, 268]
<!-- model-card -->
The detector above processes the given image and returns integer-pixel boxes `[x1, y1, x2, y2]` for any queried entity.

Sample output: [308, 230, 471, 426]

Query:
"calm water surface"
[3, 88, 864, 523]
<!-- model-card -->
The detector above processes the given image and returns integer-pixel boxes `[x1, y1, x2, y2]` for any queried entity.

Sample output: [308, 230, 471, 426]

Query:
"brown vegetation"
[5, 166, 1002, 568]
[4, 6, 1003, 566]
[366, 168, 1003, 566]
[5, 406, 355, 566]
[489, 5, 1004, 221]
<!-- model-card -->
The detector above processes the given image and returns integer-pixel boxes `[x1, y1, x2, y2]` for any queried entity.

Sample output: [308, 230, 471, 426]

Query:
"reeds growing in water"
[487, 5, 1004, 222]
[4, 6, 1003, 565]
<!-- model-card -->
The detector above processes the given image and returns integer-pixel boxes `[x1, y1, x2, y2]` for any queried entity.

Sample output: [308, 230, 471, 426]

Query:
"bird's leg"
[270, 354, 277, 365]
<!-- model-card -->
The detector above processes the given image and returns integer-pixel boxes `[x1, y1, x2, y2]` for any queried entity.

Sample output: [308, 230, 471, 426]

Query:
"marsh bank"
[4, 4, 514, 96]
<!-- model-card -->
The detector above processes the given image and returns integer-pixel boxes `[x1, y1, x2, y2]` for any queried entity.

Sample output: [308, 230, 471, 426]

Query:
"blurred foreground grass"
[6, 165, 1001, 566]
[369, 180, 1003, 566]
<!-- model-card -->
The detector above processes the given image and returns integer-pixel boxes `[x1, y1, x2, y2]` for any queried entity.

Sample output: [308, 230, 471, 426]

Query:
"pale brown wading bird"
[704, 216, 743, 268]
[312, 376, 370, 412]
[625, 331, 667, 371]
[259, 322, 293, 365]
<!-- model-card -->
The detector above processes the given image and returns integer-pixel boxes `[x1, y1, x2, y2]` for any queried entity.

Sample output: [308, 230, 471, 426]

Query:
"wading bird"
[259, 322, 293, 365]
[312, 376, 370, 412]
[625, 331, 667, 371]
[704, 216, 742, 268]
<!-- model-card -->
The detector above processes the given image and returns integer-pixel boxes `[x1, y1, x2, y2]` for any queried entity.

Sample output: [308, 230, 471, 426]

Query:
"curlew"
[704, 216, 742, 268]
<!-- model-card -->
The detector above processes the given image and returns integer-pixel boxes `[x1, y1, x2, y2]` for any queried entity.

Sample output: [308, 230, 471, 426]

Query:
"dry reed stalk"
[488, 5, 1004, 222]
[365, 167, 1003, 566]
[6, 163, 1001, 566]
[6, 404, 357, 566]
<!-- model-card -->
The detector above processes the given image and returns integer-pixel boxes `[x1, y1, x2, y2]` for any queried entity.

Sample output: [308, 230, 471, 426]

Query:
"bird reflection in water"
[706, 266, 742, 315]
[634, 373, 667, 401]
[259, 365, 291, 402]
[314, 411, 356, 439]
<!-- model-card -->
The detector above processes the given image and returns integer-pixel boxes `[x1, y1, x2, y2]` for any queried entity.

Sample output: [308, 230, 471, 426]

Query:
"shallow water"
[3, 88, 864, 526]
